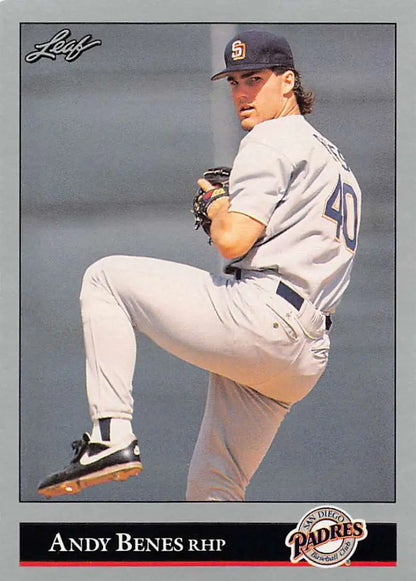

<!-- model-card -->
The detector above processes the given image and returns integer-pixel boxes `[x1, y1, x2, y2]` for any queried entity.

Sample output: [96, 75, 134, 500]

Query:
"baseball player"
[38, 30, 361, 501]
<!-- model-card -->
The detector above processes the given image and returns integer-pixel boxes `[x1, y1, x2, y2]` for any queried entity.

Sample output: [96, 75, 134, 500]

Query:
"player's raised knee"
[79, 256, 128, 306]
[81, 255, 123, 285]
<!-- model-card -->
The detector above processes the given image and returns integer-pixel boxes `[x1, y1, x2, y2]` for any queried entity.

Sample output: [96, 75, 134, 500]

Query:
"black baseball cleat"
[37, 433, 142, 498]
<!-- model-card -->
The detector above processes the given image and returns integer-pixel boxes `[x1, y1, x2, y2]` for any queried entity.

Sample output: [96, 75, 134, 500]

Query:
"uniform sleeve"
[228, 140, 294, 226]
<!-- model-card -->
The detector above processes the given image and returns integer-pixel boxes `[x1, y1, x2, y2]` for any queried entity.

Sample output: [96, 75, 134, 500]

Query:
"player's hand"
[196, 178, 230, 219]
[197, 178, 214, 192]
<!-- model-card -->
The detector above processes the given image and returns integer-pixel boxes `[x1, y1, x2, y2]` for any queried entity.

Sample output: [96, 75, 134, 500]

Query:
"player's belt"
[276, 281, 332, 331]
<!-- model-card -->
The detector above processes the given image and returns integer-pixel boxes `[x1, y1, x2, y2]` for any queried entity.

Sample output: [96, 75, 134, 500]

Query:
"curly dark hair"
[272, 67, 315, 115]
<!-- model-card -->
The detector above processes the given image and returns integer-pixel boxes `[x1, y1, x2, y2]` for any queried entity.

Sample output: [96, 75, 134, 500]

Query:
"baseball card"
[0, 0, 414, 578]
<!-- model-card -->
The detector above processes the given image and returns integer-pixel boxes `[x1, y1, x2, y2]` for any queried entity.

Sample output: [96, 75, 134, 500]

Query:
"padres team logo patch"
[285, 505, 367, 568]
[231, 40, 246, 61]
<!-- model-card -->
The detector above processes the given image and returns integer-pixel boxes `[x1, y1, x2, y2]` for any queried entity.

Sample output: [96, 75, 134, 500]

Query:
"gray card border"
[1, 0, 415, 579]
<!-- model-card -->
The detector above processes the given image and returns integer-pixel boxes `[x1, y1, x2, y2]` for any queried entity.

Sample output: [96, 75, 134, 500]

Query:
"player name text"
[48, 532, 226, 553]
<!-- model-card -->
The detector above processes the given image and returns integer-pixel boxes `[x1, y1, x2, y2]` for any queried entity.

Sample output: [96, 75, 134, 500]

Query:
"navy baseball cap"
[211, 30, 294, 81]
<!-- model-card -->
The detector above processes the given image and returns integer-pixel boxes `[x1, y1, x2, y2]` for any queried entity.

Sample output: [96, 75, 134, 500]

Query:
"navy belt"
[277, 281, 332, 331]
[233, 270, 332, 331]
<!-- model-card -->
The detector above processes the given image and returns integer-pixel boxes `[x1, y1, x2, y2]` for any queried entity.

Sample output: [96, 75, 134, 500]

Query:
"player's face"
[227, 69, 297, 131]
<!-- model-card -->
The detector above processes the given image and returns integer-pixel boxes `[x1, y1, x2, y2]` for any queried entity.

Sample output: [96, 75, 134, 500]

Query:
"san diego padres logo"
[231, 40, 246, 61]
[285, 505, 367, 568]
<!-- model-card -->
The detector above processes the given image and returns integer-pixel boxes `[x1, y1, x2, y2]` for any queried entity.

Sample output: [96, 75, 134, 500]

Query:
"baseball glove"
[192, 166, 232, 239]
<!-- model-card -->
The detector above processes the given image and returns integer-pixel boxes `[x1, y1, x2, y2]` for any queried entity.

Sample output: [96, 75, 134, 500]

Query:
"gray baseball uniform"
[79, 114, 361, 501]
[227, 115, 360, 313]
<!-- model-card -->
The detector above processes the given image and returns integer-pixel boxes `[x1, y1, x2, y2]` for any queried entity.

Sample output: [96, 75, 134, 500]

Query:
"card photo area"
[20, 23, 395, 502]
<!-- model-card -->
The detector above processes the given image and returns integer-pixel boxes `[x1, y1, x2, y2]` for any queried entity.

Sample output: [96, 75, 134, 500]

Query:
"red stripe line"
[20, 561, 397, 568]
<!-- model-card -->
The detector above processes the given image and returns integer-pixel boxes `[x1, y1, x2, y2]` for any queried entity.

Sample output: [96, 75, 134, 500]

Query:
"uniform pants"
[79, 255, 330, 501]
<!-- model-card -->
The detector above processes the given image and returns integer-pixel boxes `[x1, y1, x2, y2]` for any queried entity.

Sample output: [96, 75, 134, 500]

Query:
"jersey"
[227, 115, 362, 314]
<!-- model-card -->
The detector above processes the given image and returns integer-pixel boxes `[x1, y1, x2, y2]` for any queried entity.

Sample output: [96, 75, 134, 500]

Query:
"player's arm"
[197, 178, 266, 259]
